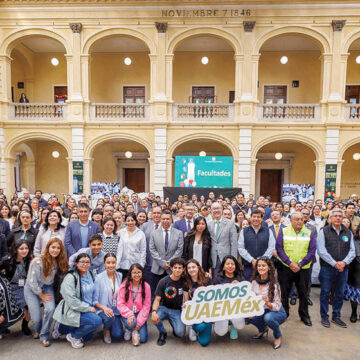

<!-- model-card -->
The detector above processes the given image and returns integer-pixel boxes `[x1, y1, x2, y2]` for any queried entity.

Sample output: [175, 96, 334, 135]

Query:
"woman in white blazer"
[116, 213, 146, 279]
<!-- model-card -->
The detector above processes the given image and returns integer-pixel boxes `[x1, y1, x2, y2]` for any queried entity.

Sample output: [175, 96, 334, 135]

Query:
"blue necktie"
[165, 230, 169, 252]
[187, 220, 191, 232]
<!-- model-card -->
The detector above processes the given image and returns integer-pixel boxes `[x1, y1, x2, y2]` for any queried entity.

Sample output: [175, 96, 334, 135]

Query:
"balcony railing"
[10, 103, 66, 120]
[345, 104, 360, 121]
[90, 103, 149, 121]
[258, 104, 320, 122]
[173, 104, 234, 121]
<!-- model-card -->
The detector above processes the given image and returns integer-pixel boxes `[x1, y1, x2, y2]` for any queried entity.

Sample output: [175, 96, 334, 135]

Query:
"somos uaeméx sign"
[181, 282, 265, 325]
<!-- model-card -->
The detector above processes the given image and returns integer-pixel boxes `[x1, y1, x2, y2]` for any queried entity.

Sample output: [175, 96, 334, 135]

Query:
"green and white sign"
[174, 156, 233, 188]
[181, 282, 265, 325]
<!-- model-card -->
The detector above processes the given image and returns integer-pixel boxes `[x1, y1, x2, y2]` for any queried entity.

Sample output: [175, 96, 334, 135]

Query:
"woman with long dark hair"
[116, 213, 146, 279]
[117, 263, 151, 346]
[183, 216, 212, 275]
[53, 253, 102, 349]
[213, 255, 245, 339]
[0, 239, 32, 335]
[33, 210, 65, 256]
[183, 259, 212, 346]
[248, 257, 287, 350]
[24, 238, 68, 346]
[94, 253, 123, 343]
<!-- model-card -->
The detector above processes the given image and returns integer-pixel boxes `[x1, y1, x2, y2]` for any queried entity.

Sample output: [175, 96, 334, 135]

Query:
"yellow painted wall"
[92, 141, 149, 182]
[341, 143, 360, 198]
[258, 142, 316, 184]
[10, 52, 26, 102]
[259, 51, 321, 103]
[346, 51, 360, 86]
[90, 53, 150, 103]
[172, 52, 235, 103]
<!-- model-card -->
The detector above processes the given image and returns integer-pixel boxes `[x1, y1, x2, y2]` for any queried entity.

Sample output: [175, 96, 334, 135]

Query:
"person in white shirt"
[116, 213, 146, 279]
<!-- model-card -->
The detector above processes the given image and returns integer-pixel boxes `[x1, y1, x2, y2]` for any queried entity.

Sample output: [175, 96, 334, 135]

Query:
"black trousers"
[278, 263, 311, 319]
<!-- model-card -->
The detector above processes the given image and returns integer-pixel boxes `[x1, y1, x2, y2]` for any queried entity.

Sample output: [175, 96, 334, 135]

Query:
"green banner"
[324, 164, 337, 200]
[175, 156, 233, 188]
[72, 161, 84, 194]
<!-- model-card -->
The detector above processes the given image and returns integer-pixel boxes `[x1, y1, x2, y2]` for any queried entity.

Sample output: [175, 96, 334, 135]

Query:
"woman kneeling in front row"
[247, 257, 287, 350]
[53, 253, 102, 349]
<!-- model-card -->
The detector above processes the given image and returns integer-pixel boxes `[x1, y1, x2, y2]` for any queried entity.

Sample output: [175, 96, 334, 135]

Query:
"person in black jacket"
[6, 210, 38, 252]
[0, 230, 7, 258]
[344, 225, 360, 323]
[0, 239, 32, 335]
[183, 216, 212, 275]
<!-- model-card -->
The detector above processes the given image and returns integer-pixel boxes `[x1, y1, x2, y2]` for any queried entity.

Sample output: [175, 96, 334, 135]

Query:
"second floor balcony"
[89, 103, 150, 122]
[257, 104, 321, 122]
[173, 103, 234, 122]
[10, 103, 66, 121]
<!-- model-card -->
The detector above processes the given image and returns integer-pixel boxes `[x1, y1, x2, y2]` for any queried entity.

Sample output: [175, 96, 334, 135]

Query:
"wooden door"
[260, 169, 283, 202]
[54, 86, 68, 103]
[192, 86, 215, 103]
[124, 168, 145, 193]
[123, 86, 145, 104]
[345, 85, 360, 104]
[264, 85, 287, 104]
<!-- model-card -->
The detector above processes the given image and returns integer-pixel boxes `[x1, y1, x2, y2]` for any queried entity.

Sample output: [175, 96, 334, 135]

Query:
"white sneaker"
[52, 322, 60, 340]
[188, 327, 197, 342]
[104, 334, 111, 344]
[66, 333, 84, 349]
[124, 329, 131, 341]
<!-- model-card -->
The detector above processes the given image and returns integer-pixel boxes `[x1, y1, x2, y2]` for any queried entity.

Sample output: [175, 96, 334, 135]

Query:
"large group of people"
[0, 188, 359, 351]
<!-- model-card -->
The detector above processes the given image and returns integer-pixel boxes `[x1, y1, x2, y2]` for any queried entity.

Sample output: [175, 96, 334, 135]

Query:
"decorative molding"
[243, 21, 256, 33]
[331, 20, 345, 32]
[69, 23, 82, 33]
[155, 22, 168, 33]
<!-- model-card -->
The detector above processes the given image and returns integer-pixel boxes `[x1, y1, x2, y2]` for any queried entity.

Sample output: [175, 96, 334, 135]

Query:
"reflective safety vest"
[281, 225, 312, 269]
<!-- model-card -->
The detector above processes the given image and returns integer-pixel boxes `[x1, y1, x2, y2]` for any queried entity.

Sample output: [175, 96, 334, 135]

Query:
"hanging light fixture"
[125, 151, 133, 159]
[52, 151, 60, 158]
[280, 56, 288, 64]
[124, 57, 132, 66]
[51, 57, 59, 66]
[275, 152, 283, 160]
[201, 56, 209, 65]
[353, 153, 360, 160]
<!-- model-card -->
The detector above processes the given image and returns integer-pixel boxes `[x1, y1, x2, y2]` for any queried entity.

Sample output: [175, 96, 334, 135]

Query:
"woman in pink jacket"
[117, 263, 151, 346]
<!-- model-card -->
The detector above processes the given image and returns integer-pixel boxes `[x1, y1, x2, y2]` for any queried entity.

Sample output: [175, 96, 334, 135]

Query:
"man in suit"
[238, 209, 276, 280]
[208, 202, 237, 272]
[268, 210, 286, 239]
[131, 193, 141, 213]
[149, 209, 183, 292]
[142, 206, 162, 297]
[173, 203, 195, 236]
[64, 203, 99, 258]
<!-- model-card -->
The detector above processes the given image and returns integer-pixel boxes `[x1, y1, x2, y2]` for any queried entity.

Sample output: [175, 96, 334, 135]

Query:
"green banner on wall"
[324, 164, 337, 200]
[175, 156, 233, 188]
[73, 161, 84, 194]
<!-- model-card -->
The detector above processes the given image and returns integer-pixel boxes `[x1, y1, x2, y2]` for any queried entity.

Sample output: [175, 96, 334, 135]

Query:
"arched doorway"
[340, 143, 360, 198]
[9, 138, 69, 198]
[91, 139, 150, 193]
[256, 141, 316, 202]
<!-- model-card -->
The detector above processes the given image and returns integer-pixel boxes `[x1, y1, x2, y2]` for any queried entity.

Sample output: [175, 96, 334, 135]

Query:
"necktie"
[155, 223, 159, 230]
[187, 220, 191, 232]
[215, 221, 220, 238]
[165, 230, 169, 252]
[275, 224, 279, 238]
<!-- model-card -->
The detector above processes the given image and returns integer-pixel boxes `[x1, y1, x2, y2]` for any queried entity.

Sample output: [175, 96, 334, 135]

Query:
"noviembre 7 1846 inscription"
[162, 9, 252, 17]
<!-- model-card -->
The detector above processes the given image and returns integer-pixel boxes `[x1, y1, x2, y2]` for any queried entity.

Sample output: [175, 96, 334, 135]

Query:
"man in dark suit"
[64, 203, 99, 258]
[141, 206, 162, 297]
[268, 210, 286, 239]
[173, 203, 195, 236]
[0, 217, 10, 238]
[131, 193, 141, 213]
[149, 209, 183, 291]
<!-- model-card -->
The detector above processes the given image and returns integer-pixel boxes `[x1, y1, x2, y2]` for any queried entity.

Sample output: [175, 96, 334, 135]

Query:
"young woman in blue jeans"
[183, 259, 212, 346]
[24, 238, 68, 347]
[52, 253, 102, 349]
[247, 258, 287, 350]
[93, 253, 123, 343]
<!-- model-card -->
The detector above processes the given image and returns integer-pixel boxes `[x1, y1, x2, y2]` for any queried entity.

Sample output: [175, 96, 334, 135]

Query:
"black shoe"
[307, 298, 313, 306]
[321, 317, 330, 328]
[301, 317, 312, 327]
[251, 328, 268, 340]
[290, 298, 297, 306]
[22, 319, 32, 336]
[273, 341, 282, 350]
[332, 318, 347, 328]
[157, 332, 167, 346]
[350, 312, 357, 323]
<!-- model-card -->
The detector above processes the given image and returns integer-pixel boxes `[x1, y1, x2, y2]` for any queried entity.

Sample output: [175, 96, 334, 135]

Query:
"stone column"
[0, 55, 12, 121]
[153, 127, 167, 197]
[336, 160, 345, 197]
[238, 128, 252, 196]
[250, 158, 258, 197]
[80, 54, 91, 121]
[314, 160, 326, 200]
[4, 156, 15, 199]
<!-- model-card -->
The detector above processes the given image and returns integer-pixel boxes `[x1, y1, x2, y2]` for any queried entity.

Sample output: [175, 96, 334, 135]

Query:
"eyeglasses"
[78, 261, 91, 265]
[131, 272, 142, 276]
